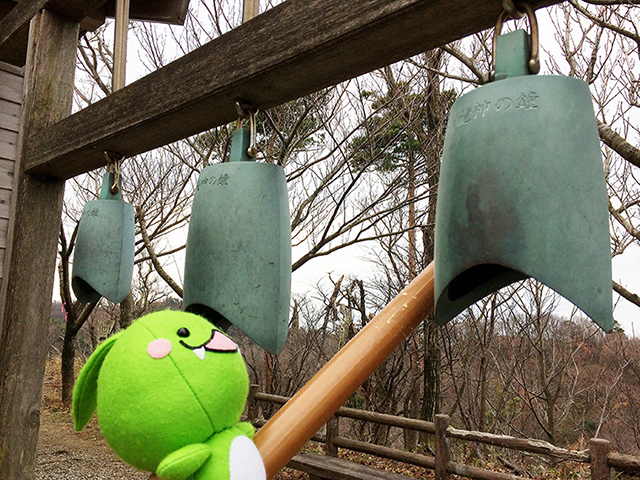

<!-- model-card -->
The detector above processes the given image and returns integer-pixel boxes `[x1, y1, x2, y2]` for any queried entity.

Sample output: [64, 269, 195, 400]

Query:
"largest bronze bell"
[434, 29, 613, 331]
[183, 127, 291, 354]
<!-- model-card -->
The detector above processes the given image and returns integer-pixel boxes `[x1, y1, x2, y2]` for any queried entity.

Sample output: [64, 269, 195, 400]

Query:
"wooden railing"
[246, 386, 640, 480]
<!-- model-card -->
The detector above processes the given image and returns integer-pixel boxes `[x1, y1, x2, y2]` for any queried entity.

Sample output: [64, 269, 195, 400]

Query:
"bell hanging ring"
[434, 4, 613, 331]
[72, 171, 135, 304]
[491, 2, 540, 80]
[183, 106, 291, 354]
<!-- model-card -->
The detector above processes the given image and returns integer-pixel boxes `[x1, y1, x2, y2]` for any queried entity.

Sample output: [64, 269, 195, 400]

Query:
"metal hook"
[502, 0, 524, 20]
[491, 2, 540, 80]
[104, 151, 123, 194]
[235, 99, 259, 158]
[247, 109, 259, 158]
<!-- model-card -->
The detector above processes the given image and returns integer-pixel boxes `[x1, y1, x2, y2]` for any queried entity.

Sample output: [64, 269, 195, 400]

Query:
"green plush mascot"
[72, 310, 266, 480]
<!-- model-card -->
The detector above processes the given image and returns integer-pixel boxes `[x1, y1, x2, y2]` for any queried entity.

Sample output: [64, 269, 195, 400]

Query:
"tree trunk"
[60, 318, 77, 408]
[421, 320, 441, 421]
[419, 49, 445, 442]
[59, 299, 99, 407]
[119, 292, 135, 330]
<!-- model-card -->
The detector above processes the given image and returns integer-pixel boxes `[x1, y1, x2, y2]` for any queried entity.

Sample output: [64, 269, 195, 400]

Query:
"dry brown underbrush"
[38, 355, 640, 480]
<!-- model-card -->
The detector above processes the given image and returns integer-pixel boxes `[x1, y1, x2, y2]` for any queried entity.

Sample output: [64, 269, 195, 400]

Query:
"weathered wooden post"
[325, 414, 339, 457]
[590, 438, 612, 480]
[0, 9, 78, 479]
[434, 414, 451, 480]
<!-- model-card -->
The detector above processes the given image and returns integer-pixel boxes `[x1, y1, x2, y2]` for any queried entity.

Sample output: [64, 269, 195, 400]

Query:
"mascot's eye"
[177, 328, 190, 338]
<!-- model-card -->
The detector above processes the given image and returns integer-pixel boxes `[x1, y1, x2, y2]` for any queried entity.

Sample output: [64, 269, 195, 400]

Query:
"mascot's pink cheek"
[147, 338, 172, 359]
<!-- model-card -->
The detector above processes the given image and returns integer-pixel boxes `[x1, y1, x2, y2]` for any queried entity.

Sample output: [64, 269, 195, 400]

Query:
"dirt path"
[35, 356, 302, 479]
[35, 356, 147, 479]
[36, 410, 148, 480]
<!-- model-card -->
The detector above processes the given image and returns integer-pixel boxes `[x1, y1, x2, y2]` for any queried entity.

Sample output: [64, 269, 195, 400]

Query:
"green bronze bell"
[183, 125, 291, 354]
[434, 11, 612, 331]
[72, 172, 135, 304]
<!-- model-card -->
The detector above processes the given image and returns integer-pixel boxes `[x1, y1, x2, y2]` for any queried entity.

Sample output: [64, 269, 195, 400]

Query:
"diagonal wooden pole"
[148, 262, 433, 480]
[254, 261, 435, 479]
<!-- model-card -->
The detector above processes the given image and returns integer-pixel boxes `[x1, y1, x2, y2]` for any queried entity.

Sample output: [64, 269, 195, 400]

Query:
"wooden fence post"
[590, 438, 612, 480]
[326, 414, 339, 457]
[435, 414, 451, 480]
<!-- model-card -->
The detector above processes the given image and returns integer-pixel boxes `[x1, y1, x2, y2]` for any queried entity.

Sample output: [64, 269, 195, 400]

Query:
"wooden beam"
[0, 9, 78, 479]
[26, 0, 561, 180]
[0, 0, 108, 51]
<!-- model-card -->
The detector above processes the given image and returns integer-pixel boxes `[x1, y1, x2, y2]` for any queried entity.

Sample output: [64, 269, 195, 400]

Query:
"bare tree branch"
[613, 281, 640, 308]
[609, 199, 640, 242]
[598, 120, 640, 170]
[568, 0, 640, 52]
[137, 207, 184, 298]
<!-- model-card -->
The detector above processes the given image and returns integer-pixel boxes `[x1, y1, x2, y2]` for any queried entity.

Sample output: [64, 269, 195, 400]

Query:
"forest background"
[48, 0, 640, 466]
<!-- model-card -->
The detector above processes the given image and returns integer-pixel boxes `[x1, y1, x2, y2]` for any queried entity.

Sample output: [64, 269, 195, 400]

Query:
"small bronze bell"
[434, 6, 612, 331]
[183, 120, 291, 354]
[72, 172, 135, 304]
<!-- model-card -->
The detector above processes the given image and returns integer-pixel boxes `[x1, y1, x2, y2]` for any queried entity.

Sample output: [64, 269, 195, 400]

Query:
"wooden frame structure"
[0, 1, 562, 478]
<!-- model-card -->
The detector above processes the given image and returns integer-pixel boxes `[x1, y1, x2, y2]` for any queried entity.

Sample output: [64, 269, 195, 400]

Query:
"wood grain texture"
[288, 453, 412, 480]
[0, 60, 19, 289]
[331, 437, 436, 470]
[0, 9, 78, 480]
[0, 111, 19, 131]
[0, 168, 12, 188]
[447, 426, 590, 461]
[0, 127, 18, 145]
[608, 452, 640, 473]
[435, 414, 451, 480]
[26, 0, 561, 179]
[0, 218, 8, 246]
[589, 439, 612, 480]
[0, 63, 24, 92]
[0, 59, 24, 76]
[0, 95, 20, 117]
[0, 82, 22, 104]
[0, 0, 109, 48]
[447, 462, 528, 480]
